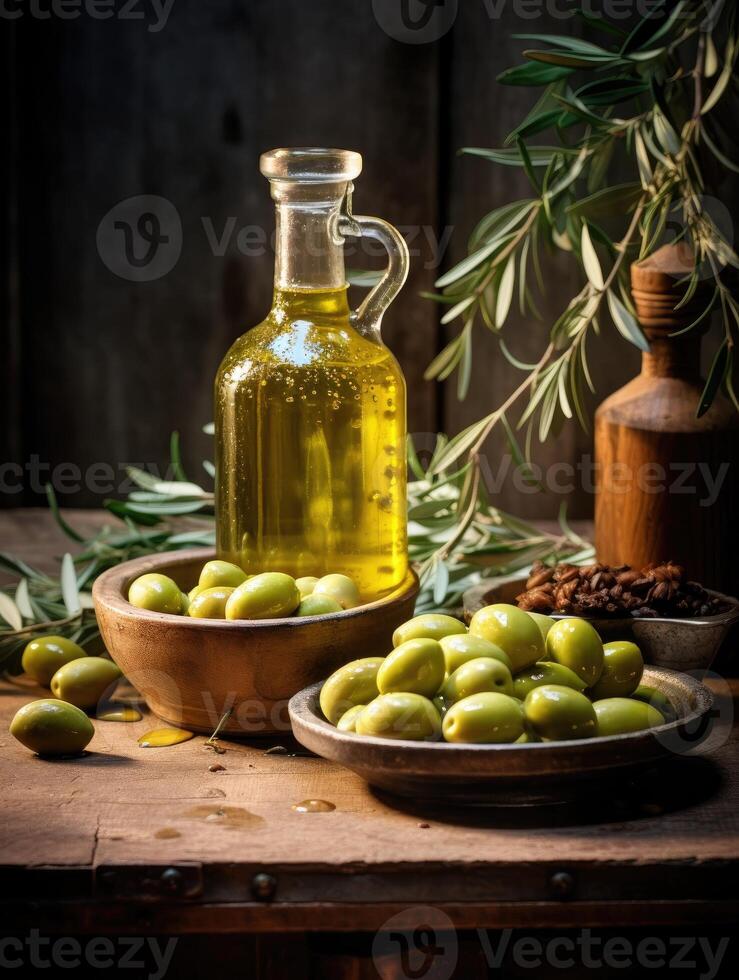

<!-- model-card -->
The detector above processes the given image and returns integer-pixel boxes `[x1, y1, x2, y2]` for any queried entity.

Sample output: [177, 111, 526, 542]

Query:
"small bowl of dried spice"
[464, 562, 739, 672]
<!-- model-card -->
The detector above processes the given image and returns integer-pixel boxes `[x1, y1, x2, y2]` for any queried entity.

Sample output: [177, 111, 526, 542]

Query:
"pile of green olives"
[320, 605, 673, 744]
[10, 634, 123, 757]
[128, 561, 362, 621]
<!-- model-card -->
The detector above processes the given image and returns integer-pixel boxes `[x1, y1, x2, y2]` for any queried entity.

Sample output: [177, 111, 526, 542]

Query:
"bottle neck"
[273, 195, 347, 292]
[640, 334, 703, 381]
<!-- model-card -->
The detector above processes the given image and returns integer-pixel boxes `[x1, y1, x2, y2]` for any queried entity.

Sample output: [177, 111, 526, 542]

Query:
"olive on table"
[296, 576, 320, 599]
[225, 573, 300, 620]
[199, 559, 248, 590]
[313, 574, 361, 610]
[392, 613, 466, 648]
[128, 573, 184, 615]
[9, 699, 94, 756]
[188, 586, 235, 620]
[442, 692, 525, 744]
[524, 685, 597, 741]
[439, 633, 512, 675]
[377, 638, 445, 699]
[468, 604, 544, 673]
[631, 684, 676, 722]
[50, 658, 122, 711]
[441, 657, 514, 705]
[320, 657, 384, 725]
[355, 693, 441, 741]
[296, 594, 343, 617]
[336, 704, 366, 733]
[593, 697, 664, 737]
[588, 641, 644, 700]
[512, 661, 587, 700]
[546, 618, 604, 687]
[22, 635, 88, 686]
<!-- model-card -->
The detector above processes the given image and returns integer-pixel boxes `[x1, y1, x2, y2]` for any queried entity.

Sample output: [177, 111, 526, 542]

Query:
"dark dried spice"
[515, 561, 725, 619]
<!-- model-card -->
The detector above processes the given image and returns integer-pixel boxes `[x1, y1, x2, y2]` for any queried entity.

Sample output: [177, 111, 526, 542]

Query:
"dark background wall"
[1, 0, 666, 518]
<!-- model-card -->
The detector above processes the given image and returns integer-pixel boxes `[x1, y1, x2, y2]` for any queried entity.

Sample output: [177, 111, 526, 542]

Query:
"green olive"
[188, 586, 235, 619]
[468, 604, 544, 673]
[128, 573, 183, 615]
[631, 684, 676, 722]
[588, 641, 644, 700]
[439, 633, 512, 675]
[377, 638, 445, 698]
[320, 657, 384, 725]
[188, 584, 206, 601]
[313, 574, 361, 610]
[524, 685, 597, 741]
[442, 692, 524, 744]
[22, 635, 88, 686]
[296, 594, 344, 617]
[528, 611, 556, 643]
[545, 618, 604, 687]
[355, 693, 441, 741]
[392, 613, 466, 648]
[337, 704, 366, 733]
[50, 658, 122, 711]
[296, 576, 320, 599]
[10, 699, 94, 756]
[442, 657, 514, 705]
[512, 661, 587, 700]
[594, 697, 664, 736]
[225, 573, 300, 620]
[199, 559, 248, 590]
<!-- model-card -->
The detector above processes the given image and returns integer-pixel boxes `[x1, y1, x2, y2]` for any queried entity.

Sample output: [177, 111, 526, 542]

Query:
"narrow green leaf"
[0, 592, 23, 631]
[607, 290, 650, 352]
[433, 560, 450, 606]
[497, 63, 573, 86]
[702, 38, 736, 114]
[567, 183, 643, 219]
[441, 294, 476, 325]
[169, 431, 188, 482]
[428, 413, 496, 475]
[523, 49, 613, 68]
[581, 223, 604, 290]
[15, 579, 34, 620]
[406, 435, 426, 482]
[424, 336, 463, 381]
[61, 553, 81, 616]
[45, 484, 85, 543]
[202, 460, 216, 479]
[495, 255, 516, 328]
[697, 340, 729, 418]
[701, 125, 739, 174]
[514, 34, 610, 56]
[457, 323, 473, 401]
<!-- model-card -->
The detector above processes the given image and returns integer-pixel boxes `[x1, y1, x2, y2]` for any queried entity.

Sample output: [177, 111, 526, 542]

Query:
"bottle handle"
[337, 198, 409, 336]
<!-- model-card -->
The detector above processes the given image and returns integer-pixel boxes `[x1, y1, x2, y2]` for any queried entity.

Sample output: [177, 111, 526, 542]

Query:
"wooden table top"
[1, 509, 738, 935]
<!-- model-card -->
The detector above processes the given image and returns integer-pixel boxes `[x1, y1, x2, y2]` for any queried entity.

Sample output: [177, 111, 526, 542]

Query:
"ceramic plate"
[289, 667, 714, 803]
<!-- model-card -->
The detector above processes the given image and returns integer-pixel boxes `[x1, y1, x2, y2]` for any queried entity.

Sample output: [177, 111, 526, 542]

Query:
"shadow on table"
[371, 755, 724, 830]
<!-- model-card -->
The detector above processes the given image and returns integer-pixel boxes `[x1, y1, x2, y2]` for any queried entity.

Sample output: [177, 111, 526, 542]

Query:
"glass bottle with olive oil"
[215, 149, 410, 600]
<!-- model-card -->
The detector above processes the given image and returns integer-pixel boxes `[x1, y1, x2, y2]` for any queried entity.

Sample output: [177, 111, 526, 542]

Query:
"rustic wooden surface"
[1, 511, 739, 939]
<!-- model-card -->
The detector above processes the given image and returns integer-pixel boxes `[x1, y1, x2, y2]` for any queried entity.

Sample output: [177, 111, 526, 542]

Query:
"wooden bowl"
[289, 667, 714, 803]
[463, 578, 739, 673]
[93, 549, 418, 735]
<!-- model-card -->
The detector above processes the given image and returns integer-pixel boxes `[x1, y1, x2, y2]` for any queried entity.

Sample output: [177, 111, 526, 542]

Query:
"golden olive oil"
[215, 286, 407, 599]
